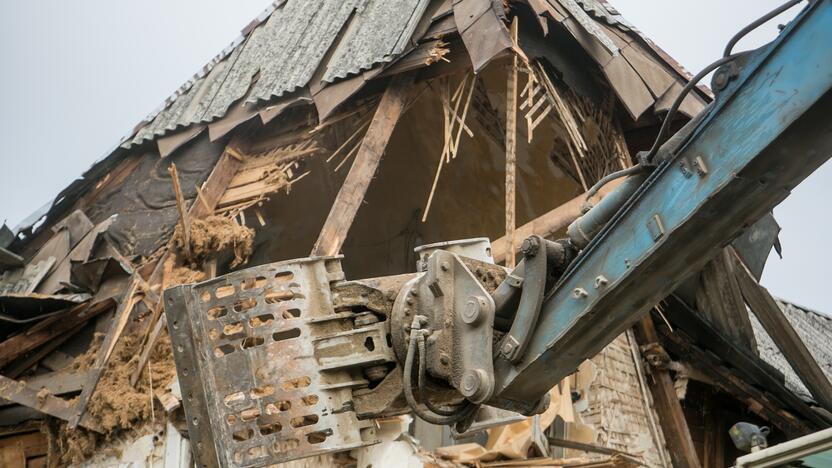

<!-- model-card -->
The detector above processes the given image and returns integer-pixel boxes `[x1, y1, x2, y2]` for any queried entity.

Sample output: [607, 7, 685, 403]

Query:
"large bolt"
[461, 369, 492, 403]
[461, 370, 483, 398]
[462, 296, 487, 325]
[521, 237, 540, 257]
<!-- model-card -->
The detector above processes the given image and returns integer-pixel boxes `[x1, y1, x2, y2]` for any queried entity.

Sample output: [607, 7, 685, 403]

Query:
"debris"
[174, 215, 254, 269]
[0, 2, 825, 467]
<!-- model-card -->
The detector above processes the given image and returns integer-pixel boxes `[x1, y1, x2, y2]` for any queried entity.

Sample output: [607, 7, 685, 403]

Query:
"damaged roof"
[123, 0, 709, 149]
[753, 301, 832, 403]
[126, 0, 431, 147]
[15, 0, 712, 248]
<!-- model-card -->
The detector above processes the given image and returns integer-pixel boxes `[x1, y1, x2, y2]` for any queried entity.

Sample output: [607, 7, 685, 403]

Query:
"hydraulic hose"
[402, 317, 478, 424]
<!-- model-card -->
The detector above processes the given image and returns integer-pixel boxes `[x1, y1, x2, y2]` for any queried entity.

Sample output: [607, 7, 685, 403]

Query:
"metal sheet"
[453, 0, 513, 72]
[602, 54, 654, 120]
[323, 0, 431, 83]
[732, 213, 781, 281]
[243, 0, 361, 104]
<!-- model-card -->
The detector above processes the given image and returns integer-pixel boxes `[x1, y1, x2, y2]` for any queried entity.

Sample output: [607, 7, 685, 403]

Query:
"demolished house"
[1, 0, 831, 466]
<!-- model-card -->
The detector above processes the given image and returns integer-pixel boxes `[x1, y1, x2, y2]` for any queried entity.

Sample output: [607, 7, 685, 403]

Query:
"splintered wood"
[422, 73, 476, 222]
[529, 62, 630, 188]
[167, 164, 192, 260]
[520, 68, 551, 144]
[214, 141, 314, 217]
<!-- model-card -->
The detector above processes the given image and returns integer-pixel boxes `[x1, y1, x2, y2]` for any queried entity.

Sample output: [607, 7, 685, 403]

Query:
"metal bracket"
[499, 236, 547, 363]
[392, 248, 497, 405]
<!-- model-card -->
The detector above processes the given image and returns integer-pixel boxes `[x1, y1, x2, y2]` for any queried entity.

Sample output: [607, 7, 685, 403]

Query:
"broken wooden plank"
[145, 140, 244, 291]
[68, 279, 141, 428]
[311, 74, 417, 256]
[505, 18, 519, 269]
[0, 375, 99, 432]
[3, 323, 84, 379]
[696, 248, 758, 354]
[188, 146, 245, 220]
[129, 312, 166, 387]
[633, 315, 701, 468]
[217, 178, 288, 207]
[546, 437, 636, 458]
[0, 300, 113, 369]
[132, 142, 246, 388]
[0, 247, 23, 269]
[733, 249, 832, 411]
[39, 351, 74, 372]
[0, 371, 84, 409]
[168, 163, 192, 261]
[491, 179, 624, 263]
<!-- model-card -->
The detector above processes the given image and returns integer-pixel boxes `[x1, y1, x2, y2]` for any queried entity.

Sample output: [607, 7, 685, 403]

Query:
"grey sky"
[1, 1, 829, 312]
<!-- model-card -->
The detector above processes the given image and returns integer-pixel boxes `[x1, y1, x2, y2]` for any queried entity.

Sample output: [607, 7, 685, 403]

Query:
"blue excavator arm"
[492, 0, 832, 410]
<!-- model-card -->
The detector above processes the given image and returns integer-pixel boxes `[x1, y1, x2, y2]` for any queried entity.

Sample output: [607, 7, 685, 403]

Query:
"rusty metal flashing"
[453, 0, 514, 73]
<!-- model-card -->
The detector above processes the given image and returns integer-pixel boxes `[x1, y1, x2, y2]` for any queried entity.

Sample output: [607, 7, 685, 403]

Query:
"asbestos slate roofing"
[752, 301, 832, 403]
[126, 0, 430, 148]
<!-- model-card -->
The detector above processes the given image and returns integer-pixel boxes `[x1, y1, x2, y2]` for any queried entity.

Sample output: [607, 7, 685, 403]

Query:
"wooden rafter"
[696, 248, 759, 353]
[68, 279, 142, 428]
[733, 248, 832, 411]
[311, 74, 416, 257]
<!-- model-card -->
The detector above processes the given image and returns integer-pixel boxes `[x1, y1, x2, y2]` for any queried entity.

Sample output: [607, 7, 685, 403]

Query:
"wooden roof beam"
[311, 74, 417, 257]
[733, 248, 832, 412]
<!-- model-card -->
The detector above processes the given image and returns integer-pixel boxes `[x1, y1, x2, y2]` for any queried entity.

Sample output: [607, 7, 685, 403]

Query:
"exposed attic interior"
[0, 0, 830, 467]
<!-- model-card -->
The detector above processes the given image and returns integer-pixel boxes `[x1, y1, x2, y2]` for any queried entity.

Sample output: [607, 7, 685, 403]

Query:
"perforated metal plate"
[165, 257, 379, 467]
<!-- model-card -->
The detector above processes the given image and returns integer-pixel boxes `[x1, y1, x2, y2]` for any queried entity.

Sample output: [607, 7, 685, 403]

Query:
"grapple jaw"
[165, 256, 394, 467]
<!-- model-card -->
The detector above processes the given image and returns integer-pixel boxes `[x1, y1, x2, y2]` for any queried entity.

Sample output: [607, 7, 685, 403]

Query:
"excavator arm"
[165, 1, 832, 466]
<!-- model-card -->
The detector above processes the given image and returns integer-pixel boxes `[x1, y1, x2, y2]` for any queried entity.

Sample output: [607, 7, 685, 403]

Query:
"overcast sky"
[1, 1, 829, 313]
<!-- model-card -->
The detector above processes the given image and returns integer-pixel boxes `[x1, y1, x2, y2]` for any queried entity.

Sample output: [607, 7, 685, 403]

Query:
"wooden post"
[733, 249, 832, 411]
[703, 391, 726, 468]
[312, 74, 416, 257]
[504, 18, 519, 268]
[167, 163, 191, 261]
[633, 315, 702, 468]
